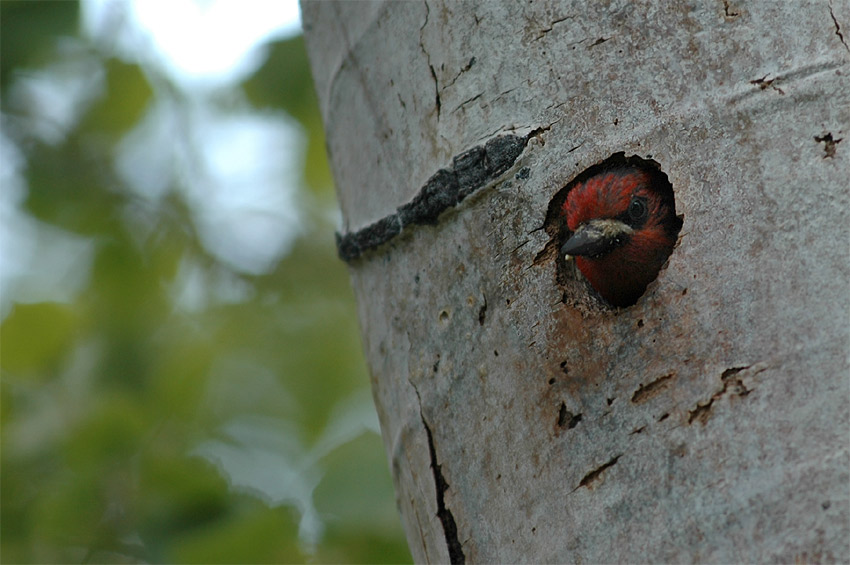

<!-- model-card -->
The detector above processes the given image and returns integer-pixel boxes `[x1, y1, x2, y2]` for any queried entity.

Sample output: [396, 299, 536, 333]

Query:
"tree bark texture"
[302, 1, 850, 562]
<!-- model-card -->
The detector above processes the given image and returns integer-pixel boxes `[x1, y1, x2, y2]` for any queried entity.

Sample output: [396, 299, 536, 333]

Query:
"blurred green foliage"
[0, 1, 411, 563]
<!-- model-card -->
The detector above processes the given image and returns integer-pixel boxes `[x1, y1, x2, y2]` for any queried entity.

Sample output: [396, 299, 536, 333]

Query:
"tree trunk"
[301, 1, 850, 562]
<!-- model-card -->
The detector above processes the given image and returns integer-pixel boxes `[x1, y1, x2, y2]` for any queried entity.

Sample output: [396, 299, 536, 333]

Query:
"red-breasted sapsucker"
[560, 165, 681, 307]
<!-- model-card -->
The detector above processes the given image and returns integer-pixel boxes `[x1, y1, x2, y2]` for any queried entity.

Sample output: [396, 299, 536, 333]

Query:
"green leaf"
[0, 302, 77, 378]
[80, 58, 153, 137]
[0, 0, 79, 86]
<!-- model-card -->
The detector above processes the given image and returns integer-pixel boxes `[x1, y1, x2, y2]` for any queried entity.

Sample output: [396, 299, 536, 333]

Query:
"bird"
[560, 164, 681, 307]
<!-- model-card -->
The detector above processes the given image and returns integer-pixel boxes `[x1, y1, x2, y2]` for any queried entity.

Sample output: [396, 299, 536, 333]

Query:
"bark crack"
[429, 64, 442, 117]
[749, 75, 785, 95]
[630, 373, 675, 404]
[452, 91, 483, 114]
[443, 57, 477, 89]
[419, 1, 441, 118]
[828, 0, 850, 53]
[422, 417, 465, 564]
[688, 365, 764, 425]
[533, 15, 577, 41]
[588, 36, 610, 48]
[411, 382, 465, 564]
[573, 454, 622, 491]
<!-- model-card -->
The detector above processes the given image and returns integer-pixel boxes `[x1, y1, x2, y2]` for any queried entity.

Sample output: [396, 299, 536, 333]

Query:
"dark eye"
[627, 197, 648, 223]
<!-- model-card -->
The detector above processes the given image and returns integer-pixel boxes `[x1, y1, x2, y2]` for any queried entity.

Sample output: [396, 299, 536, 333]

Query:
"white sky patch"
[169, 256, 258, 314]
[81, 0, 302, 90]
[2, 0, 305, 317]
[188, 110, 305, 274]
[89, 0, 307, 275]
[8, 45, 105, 145]
[116, 100, 305, 275]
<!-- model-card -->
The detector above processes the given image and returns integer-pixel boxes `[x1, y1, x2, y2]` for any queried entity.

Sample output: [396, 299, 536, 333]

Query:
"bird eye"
[627, 197, 648, 223]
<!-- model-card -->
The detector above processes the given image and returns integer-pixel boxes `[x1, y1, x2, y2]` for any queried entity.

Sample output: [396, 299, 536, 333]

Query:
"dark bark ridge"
[335, 134, 528, 262]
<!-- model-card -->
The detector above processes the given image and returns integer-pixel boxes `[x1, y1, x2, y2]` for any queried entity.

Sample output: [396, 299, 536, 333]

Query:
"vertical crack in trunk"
[828, 0, 850, 53]
[422, 417, 465, 564]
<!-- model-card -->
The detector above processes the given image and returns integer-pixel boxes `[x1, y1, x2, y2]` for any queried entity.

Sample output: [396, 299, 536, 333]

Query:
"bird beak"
[560, 219, 633, 259]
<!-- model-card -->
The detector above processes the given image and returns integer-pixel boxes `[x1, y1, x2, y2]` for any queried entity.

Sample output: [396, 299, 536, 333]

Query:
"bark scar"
[335, 133, 529, 262]
[722, 0, 741, 19]
[815, 132, 843, 158]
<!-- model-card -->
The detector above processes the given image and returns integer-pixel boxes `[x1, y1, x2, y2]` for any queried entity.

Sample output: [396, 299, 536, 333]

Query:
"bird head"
[560, 165, 681, 307]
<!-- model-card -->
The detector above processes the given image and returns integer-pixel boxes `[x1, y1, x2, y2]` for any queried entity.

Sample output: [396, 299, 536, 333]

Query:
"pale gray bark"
[302, 1, 850, 562]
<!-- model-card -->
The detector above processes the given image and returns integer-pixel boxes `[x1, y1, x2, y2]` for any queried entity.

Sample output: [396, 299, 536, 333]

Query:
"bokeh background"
[0, 1, 411, 562]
